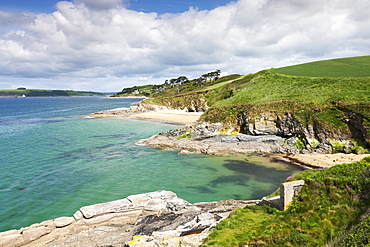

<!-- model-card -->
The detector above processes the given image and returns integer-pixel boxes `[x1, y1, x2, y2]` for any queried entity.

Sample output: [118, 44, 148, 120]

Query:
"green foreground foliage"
[203, 157, 370, 246]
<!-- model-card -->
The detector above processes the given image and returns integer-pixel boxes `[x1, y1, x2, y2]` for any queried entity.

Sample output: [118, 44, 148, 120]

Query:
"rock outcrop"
[0, 191, 258, 247]
[137, 121, 337, 155]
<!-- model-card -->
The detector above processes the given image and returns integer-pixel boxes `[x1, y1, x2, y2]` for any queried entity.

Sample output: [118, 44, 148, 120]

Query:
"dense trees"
[116, 69, 221, 96]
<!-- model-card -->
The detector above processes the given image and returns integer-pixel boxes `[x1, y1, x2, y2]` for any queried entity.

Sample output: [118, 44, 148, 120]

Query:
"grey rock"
[54, 217, 74, 228]
[79, 198, 132, 219]
[5, 191, 258, 247]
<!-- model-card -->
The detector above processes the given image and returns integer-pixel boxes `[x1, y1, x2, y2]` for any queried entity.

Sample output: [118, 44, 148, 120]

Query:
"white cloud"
[75, 0, 125, 10]
[0, 0, 369, 91]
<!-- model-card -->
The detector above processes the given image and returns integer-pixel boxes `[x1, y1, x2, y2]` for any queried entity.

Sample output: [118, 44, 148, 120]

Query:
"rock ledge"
[0, 191, 258, 247]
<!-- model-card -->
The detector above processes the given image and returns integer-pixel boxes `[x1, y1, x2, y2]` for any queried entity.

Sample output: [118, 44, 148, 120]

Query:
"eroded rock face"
[138, 114, 347, 155]
[0, 191, 257, 247]
[137, 121, 315, 155]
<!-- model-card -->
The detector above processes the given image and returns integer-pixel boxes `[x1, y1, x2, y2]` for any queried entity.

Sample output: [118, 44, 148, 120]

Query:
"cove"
[0, 97, 303, 232]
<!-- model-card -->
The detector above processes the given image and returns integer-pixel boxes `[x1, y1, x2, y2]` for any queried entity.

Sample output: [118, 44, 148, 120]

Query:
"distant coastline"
[0, 89, 108, 97]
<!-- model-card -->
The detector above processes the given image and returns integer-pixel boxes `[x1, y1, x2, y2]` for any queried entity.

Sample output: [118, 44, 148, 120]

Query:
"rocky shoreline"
[0, 191, 258, 247]
[89, 105, 369, 169]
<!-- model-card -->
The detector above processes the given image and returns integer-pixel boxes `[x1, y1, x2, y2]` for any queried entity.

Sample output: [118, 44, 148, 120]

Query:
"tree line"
[116, 69, 221, 96]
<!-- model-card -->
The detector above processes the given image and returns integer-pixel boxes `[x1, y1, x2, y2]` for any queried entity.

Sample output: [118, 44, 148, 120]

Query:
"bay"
[0, 97, 303, 232]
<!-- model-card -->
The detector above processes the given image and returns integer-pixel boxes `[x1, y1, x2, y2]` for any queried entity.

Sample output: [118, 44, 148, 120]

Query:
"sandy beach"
[89, 108, 203, 124]
[128, 110, 203, 124]
[285, 153, 370, 169]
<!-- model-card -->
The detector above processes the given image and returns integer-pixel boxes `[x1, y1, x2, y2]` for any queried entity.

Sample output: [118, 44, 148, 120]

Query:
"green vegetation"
[120, 55, 370, 149]
[341, 214, 370, 246]
[114, 70, 222, 97]
[0, 89, 107, 97]
[177, 131, 193, 140]
[201, 70, 369, 148]
[213, 70, 370, 107]
[203, 157, 370, 246]
[272, 55, 370, 77]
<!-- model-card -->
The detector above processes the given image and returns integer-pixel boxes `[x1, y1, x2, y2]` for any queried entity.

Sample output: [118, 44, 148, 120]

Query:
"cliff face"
[160, 94, 209, 112]
[237, 108, 369, 153]
[137, 103, 369, 155]
[139, 93, 209, 113]
[197, 102, 370, 154]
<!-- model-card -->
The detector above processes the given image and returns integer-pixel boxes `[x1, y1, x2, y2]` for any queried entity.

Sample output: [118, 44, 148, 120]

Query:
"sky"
[0, 0, 369, 92]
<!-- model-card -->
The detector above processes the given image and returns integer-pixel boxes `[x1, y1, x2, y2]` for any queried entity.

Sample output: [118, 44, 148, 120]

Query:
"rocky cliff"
[137, 102, 369, 155]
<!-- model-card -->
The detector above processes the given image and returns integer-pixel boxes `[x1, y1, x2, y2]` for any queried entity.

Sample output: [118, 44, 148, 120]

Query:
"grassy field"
[272, 55, 370, 77]
[203, 157, 370, 246]
[212, 70, 370, 107]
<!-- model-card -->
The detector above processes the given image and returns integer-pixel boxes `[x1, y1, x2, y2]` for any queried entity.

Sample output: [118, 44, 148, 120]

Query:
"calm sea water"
[0, 97, 303, 232]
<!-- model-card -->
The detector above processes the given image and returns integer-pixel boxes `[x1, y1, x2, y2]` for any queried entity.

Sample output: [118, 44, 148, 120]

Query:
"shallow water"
[0, 97, 303, 232]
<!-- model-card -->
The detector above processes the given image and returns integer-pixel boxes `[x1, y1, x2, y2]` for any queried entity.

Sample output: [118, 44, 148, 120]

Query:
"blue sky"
[0, 0, 59, 13]
[0, 0, 369, 91]
[0, 0, 234, 14]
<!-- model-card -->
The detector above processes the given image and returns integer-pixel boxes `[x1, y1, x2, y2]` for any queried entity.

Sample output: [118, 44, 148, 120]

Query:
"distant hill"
[272, 55, 370, 77]
[0, 89, 108, 97]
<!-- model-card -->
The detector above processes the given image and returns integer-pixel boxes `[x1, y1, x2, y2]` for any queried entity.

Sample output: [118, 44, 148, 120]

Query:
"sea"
[0, 96, 303, 232]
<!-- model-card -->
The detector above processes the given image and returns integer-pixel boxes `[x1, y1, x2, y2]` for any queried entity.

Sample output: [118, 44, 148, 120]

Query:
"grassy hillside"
[212, 70, 369, 107]
[136, 56, 370, 150]
[201, 70, 369, 145]
[203, 157, 370, 246]
[0, 89, 107, 97]
[272, 55, 370, 77]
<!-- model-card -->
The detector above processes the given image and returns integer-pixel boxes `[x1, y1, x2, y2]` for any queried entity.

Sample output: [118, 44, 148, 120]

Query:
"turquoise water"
[0, 97, 303, 232]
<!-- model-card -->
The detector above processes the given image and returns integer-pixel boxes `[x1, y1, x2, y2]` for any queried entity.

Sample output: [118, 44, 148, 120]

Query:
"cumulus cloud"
[75, 0, 126, 10]
[0, 0, 369, 91]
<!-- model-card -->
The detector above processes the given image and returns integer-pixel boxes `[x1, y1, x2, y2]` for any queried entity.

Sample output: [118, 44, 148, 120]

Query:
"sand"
[127, 110, 203, 124]
[285, 153, 370, 169]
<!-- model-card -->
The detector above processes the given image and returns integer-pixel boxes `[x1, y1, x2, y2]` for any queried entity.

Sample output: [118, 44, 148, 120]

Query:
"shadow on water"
[223, 158, 299, 181]
[202, 166, 218, 173]
[210, 175, 250, 187]
[92, 133, 137, 139]
[208, 158, 302, 200]
[187, 186, 216, 194]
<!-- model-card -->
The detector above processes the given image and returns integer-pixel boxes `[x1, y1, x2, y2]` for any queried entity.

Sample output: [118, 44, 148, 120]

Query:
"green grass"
[140, 56, 370, 148]
[203, 157, 370, 246]
[200, 70, 370, 140]
[340, 214, 370, 246]
[213, 70, 370, 107]
[195, 74, 244, 92]
[272, 55, 370, 77]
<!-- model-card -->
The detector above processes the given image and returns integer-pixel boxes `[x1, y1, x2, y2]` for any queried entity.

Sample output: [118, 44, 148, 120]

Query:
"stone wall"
[258, 180, 305, 211]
